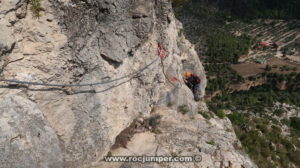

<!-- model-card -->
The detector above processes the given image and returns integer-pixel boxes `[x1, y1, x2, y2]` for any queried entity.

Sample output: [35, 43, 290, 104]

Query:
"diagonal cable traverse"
[0, 57, 160, 87]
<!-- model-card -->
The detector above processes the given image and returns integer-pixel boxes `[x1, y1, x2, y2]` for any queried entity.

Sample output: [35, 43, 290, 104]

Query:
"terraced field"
[241, 21, 300, 42]
[232, 20, 300, 62]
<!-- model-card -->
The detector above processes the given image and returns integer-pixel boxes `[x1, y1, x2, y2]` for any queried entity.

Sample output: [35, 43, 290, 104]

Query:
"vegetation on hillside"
[205, 64, 243, 92]
[173, 0, 300, 20]
[203, 30, 252, 93]
[208, 86, 300, 168]
[265, 72, 300, 90]
[206, 32, 253, 63]
[229, 113, 300, 168]
[218, 0, 300, 20]
[208, 86, 300, 113]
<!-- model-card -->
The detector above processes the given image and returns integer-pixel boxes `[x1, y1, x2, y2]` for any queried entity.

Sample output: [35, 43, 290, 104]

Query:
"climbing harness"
[170, 77, 180, 82]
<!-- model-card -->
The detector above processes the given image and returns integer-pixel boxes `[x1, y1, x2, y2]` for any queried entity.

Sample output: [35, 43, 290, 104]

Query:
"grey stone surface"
[0, 22, 15, 56]
[0, 0, 255, 167]
[99, 106, 257, 168]
[0, 0, 22, 14]
[0, 95, 63, 168]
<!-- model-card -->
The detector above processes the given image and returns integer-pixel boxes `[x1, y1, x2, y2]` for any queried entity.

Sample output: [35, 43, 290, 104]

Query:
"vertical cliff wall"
[0, 0, 256, 168]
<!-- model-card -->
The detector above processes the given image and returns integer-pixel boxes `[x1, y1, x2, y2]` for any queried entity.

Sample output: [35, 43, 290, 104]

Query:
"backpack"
[192, 74, 201, 84]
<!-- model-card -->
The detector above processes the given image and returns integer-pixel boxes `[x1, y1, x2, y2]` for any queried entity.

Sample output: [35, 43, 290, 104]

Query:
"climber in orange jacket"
[184, 72, 201, 101]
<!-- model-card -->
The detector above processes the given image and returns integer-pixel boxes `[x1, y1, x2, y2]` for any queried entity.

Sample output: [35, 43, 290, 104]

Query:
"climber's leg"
[193, 84, 201, 102]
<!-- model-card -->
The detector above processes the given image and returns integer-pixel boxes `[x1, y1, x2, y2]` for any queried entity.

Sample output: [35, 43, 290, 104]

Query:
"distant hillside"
[218, 0, 300, 19]
[173, 0, 300, 19]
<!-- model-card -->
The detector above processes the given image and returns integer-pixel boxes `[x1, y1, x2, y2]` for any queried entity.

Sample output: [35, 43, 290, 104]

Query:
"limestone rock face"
[0, 0, 24, 15]
[0, 0, 255, 168]
[0, 95, 63, 168]
[0, 21, 15, 56]
[101, 106, 257, 168]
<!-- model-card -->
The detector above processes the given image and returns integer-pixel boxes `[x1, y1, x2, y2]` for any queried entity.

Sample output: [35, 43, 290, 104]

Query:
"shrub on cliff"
[29, 0, 43, 17]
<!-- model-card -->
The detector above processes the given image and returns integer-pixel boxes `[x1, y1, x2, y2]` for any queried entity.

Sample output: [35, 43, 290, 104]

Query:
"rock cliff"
[0, 0, 256, 167]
